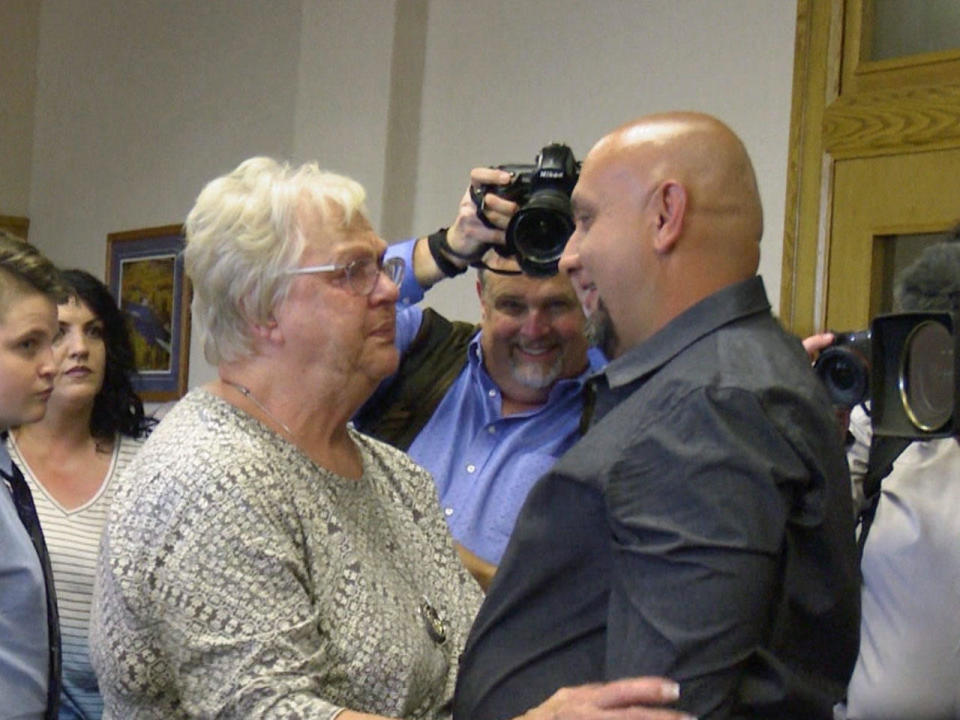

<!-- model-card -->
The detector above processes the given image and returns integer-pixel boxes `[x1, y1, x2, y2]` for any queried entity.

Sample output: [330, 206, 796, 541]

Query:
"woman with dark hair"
[7, 268, 154, 720]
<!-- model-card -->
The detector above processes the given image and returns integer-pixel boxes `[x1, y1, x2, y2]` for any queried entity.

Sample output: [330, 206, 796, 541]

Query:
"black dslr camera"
[471, 143, 580, 276]
[815, 313, 959, 438]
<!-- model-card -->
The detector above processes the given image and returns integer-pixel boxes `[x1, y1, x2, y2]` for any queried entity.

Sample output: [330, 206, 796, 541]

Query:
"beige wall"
[5, 0, 797, 389]
[0, 0, 41, 216]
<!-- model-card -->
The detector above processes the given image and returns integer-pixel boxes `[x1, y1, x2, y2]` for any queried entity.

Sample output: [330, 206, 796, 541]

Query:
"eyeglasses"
[286, 255, 405, 296]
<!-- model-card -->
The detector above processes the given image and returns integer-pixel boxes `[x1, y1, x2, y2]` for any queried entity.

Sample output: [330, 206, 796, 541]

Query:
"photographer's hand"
[462, 166, 517, 238]
[801, 332, 835, 362]
[801, 332, 851, 440]
[413, 167, 517, 287]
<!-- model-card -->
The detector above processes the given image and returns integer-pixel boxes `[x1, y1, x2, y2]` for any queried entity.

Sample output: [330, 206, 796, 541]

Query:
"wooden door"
[781, 0, 960, 336]
[827, 149, 960, 331]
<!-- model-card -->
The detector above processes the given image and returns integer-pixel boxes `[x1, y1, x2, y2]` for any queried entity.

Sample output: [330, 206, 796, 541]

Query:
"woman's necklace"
[221, 379, 294, 439]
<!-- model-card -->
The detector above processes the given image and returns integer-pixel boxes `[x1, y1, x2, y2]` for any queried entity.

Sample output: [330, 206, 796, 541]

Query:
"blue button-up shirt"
[385, 239, 605, 564]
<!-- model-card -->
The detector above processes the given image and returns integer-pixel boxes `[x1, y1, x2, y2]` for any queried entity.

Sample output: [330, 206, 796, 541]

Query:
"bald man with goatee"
[454, 113, 860, 720]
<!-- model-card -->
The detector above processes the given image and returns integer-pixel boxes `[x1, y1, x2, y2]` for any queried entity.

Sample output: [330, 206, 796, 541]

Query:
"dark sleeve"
[353, 309, 477, 450]
[603, 385, 805, 718]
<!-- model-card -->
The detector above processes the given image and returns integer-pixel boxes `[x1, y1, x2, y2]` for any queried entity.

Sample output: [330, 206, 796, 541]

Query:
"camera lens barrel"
[816, 347, 870, 408]
[508, 189, 575, 276]
[813, 330, 872, 408]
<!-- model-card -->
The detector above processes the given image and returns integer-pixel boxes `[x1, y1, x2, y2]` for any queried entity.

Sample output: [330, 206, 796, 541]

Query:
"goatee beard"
[511, 350, 563, 390]
[585, 299, 619, 359]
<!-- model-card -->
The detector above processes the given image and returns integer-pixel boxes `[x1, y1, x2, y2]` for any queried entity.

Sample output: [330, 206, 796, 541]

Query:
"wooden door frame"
[780, 0, 960, 337]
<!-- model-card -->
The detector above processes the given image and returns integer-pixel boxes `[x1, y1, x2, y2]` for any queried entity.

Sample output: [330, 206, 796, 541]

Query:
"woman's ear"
[241, 290, 282, 344]
[250, 314, 280, 342]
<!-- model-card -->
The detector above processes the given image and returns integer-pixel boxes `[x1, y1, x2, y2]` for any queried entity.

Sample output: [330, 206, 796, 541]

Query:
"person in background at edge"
[0, 229, 65, 720]
[805, 237, 960, 720]
[8, 269, 155, 719]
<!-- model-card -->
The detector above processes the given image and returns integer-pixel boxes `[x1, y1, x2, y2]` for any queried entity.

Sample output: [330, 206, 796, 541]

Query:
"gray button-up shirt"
[456, 276, 860, 720]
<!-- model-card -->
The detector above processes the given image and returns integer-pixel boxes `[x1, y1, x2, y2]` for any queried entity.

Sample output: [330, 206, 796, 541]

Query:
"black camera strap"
[470, 185, 499, 231]
[856, 435, 912, 560]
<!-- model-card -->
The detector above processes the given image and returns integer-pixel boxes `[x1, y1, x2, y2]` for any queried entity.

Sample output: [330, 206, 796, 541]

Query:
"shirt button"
[444, 507, 454, 516]
[466, 464, 476, 473]
[401, 297, 411, 305]
[488, 389, 497, 398]
[487, 425, 496, 434]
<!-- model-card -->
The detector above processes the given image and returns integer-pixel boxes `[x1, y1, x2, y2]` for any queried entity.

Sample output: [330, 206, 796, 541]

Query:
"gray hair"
[893, 236, 960, 313]
[184, 157, 369, 365]
[0, 230, 65, 317]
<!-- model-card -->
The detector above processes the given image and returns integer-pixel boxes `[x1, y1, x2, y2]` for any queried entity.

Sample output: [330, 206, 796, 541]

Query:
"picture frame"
[105, 224, 191, 402]
[0, 215, 30, 239]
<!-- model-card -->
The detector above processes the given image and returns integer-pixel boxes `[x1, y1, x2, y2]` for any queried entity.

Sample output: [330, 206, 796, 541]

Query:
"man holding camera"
[453, 112, 860, 720]
[806, 239, 960, 720]
[354, 163, 604, 587]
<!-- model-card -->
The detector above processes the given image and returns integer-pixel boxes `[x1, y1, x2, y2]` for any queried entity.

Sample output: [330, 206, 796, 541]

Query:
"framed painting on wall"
[106, 224, 191, 402]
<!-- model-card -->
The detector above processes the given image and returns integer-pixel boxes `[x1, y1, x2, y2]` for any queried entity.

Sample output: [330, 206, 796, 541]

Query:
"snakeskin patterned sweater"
[91, 389, 483, 719]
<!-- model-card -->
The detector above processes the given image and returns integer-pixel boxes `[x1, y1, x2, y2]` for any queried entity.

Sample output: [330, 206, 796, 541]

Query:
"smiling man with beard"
[474, 254, 589, 414]
[354, 169, 603, 587]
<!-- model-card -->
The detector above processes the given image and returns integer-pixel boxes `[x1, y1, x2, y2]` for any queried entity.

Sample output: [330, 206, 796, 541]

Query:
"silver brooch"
[419, 597, 447, 645]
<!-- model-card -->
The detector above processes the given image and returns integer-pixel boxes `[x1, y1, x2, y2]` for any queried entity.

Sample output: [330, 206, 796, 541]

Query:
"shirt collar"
[0, 432, 13, 479]
[602, 275, 771, 389]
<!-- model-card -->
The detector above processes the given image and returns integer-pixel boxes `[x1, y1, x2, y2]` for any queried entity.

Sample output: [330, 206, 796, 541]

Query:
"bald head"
[560, 111, 765, 354]
[596, 111, 763, 254]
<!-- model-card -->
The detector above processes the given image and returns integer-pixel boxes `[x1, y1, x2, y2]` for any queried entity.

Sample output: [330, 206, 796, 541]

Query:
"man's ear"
[652, 180, 686, 253]
[476, 278, 490, 320]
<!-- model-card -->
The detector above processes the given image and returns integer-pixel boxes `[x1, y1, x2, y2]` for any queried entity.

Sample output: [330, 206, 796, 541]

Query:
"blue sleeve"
[395, 304, 423, 356]
[387, 239, 425, 355]
[387, 238, 426, 308]
[349, 239, 426, 425]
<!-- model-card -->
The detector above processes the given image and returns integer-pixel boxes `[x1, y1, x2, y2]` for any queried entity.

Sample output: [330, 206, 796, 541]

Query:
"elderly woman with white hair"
[89, 156, 481, 718]
[90, 157, 684, 720]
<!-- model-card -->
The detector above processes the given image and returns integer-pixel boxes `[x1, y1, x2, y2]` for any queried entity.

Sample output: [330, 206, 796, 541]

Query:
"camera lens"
[508, 190, 574, 276]
[513, 209, 571, 258]
[900, 320, 954, 431]
[828, 360, 858, 392]
[815, 347, 870, 408]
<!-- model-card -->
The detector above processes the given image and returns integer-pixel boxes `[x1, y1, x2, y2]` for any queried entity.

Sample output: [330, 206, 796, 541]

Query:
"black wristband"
[427, 228, 466, 278]
[436, 226, 487, 262]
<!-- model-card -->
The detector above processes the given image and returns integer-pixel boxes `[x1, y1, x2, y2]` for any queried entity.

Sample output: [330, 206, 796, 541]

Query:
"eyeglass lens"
[348, 257, 404, 295]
